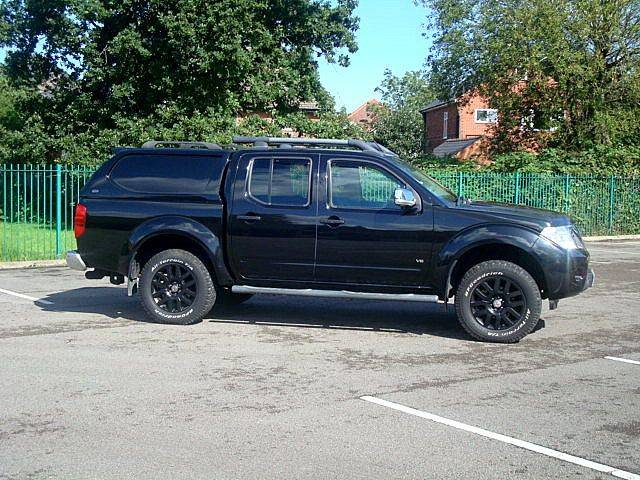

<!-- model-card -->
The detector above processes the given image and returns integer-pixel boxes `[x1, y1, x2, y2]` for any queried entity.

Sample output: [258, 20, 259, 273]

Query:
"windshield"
[388, 157, 458, 203]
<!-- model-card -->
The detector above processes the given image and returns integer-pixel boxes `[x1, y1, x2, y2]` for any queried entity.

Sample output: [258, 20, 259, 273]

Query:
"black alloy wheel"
[470, 276, 527, 330]
[151, 263, 198, 314]
[139, 249, 216, 325]
[454, 260, 542, 343]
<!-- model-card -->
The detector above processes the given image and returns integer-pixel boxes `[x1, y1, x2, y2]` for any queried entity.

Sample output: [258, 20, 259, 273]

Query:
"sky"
[0, 0, 431, 114]
[318, 0, 431, 113]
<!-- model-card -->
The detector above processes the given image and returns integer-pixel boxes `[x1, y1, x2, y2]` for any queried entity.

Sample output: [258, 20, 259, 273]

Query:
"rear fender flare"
[123, 216, 233, 286]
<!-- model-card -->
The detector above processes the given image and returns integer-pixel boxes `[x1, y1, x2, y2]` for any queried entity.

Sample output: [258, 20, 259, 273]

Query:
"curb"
[0, 260, 66, 270]
[583, 235, 640, 242]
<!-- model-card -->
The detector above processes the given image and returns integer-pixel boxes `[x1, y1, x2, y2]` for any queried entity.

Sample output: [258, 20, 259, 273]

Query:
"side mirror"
[394, 188, 417, 208]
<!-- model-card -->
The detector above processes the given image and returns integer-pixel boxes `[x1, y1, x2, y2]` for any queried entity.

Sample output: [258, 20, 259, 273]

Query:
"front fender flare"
[121, 216, 233, 286]
[436, 224, 543, 299]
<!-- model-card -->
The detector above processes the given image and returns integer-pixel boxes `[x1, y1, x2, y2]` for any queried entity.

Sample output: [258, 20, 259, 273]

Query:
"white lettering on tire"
[464, 271, 503, 297]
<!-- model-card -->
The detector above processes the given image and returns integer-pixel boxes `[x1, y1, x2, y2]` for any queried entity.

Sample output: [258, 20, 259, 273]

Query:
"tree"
[0, 70, 20, 129]
[0, 0, 359, 127]
[370, 69, 436, 157]
[421, 0, 640, 149]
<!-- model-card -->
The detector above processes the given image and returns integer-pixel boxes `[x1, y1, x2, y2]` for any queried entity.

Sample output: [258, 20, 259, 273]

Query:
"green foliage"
[403, 146, 640, 175]
[409, 153, 481, 172]
[489, 146, 640, 174]
[274, 112, 370, 140]
[370, 70, 436, 158]
[0, 0, 361, 164]
[0, 68, 44, 132]
[421, 0, 640, 149]
[0, 0, 358, 121]
[0, 107, 367, 165]
[0, 71, 19, 129]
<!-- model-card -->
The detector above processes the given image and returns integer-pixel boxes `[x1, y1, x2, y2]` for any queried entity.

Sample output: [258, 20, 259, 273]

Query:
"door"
[315, 156, 433, 287]
[228, 152, 318, 281]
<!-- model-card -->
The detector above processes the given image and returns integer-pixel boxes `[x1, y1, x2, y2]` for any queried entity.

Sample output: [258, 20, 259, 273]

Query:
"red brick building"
[420, 92, 496, 160]
[348, 99, 382, 129]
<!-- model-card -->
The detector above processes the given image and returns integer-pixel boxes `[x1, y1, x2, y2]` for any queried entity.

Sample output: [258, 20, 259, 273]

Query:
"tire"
[455, 260, 542, 343]
[138, 249, 216, 325]
[216, 288, 253, 306]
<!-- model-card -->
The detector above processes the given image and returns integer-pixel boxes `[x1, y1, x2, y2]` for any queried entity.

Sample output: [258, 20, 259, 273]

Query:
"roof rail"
[141, 140, 222, 150]
[232, 136, 381, 153]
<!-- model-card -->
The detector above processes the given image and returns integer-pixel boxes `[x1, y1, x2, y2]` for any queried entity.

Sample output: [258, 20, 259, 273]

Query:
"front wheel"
[455, 260, 542, 343]
[138, 249, 216, 325]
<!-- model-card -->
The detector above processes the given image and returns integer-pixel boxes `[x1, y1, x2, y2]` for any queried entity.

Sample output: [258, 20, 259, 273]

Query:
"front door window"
[329, 161, 404, 210]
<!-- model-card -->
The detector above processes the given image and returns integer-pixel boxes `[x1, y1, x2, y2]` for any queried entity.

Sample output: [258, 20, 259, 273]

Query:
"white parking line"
[588, 248, 640, 256]
[361, 396, 640, 480]
[586, 242, 640, 247]
[605, 356, 640, 366]
[0, 287, 53, 305]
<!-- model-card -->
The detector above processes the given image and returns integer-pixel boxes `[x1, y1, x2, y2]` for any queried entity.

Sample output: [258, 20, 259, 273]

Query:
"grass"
[0, 222, 76, 262]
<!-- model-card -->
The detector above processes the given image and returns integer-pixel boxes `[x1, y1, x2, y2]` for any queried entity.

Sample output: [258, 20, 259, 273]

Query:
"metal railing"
[1, 164, 638, 261]
[1, 164, 95, 262]
[430, 172, 640, 238]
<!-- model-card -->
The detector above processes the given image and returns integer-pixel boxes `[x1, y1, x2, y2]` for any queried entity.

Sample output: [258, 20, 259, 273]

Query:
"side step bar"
[231, 286, 439, 303]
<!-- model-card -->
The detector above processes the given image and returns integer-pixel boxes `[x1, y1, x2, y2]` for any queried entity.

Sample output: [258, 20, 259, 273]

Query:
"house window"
[443, 111, 448, 139]
[475, 109, 498, 124]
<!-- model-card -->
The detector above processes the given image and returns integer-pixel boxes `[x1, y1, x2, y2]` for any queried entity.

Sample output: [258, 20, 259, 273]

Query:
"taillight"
[74, 204, 87, 238]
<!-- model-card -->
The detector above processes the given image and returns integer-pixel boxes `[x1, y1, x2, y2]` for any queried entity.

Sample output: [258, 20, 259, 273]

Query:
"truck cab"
[67, 137, 594, 343]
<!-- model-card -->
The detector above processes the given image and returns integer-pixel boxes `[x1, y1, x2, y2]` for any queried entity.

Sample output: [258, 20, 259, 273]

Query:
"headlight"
[541, 225, 584, 250]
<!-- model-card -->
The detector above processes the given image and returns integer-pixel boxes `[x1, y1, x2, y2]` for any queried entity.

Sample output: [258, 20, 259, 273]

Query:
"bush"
[0, 108, 368, 166]
[405, 154, 487, 172]
[489, 146, 640, 174]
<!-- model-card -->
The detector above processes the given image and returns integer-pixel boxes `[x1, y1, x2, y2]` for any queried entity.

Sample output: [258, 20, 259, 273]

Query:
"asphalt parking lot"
[0, 241, 639, 480]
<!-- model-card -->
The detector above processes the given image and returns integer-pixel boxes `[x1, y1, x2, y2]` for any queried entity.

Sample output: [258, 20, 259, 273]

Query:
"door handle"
[321, 216, 345, 226]
[238, 214, 262, 222]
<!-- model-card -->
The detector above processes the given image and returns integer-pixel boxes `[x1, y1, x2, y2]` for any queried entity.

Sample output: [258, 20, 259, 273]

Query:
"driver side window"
[329, 160, 404, 210]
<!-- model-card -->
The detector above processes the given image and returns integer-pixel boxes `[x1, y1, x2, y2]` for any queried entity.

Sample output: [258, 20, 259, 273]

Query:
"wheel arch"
[124, 216, 233, 286]
[438, 225, 548, 299]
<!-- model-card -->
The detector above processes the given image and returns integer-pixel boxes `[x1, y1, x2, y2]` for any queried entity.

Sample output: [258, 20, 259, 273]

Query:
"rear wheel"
[455, 260, 541, 343]
[139, 249, 216, 325]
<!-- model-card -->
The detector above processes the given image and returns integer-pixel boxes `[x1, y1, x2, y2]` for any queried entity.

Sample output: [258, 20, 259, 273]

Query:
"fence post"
[608, 175, 616, 235]
[55, 164, 62, 258]
[563, 174, 570, 213]
[1, 164, 5, 260]
[514, 172, 521, 204]
[458, 172, 464, 198]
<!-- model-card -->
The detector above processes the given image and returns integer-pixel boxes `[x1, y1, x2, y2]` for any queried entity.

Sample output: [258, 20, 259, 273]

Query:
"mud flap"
[127, 257, 140, 297]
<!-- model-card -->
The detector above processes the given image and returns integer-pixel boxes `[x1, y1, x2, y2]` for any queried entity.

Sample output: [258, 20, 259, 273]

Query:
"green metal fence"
[430, 172, 640, 237]
[1, 164, 96, 262]
[1, 164, 639, 262]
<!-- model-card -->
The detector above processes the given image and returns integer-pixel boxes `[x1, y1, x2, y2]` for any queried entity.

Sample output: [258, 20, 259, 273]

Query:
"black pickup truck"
[67, 137, 593, 342]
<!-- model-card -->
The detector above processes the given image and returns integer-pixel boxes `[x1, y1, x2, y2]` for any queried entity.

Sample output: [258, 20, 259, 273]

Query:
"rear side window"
[110, 154, 224, 194]
[248, 157, 311, 207]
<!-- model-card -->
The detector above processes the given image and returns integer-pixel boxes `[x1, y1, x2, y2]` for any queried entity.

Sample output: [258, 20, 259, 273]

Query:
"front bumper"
[66, 250, 87, 271]
[564, 257, 594, 296]
[533, 236, 594, 300]
[552, 253, 594, 299]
